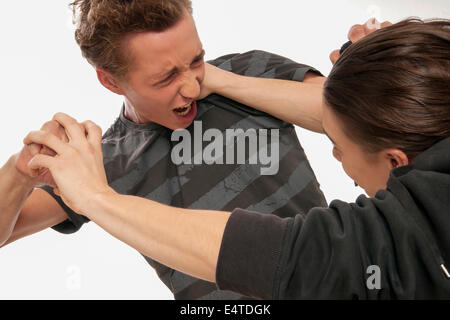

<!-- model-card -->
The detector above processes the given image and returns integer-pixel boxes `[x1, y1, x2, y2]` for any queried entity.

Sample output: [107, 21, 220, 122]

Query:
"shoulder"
[208, 50, 322, 80]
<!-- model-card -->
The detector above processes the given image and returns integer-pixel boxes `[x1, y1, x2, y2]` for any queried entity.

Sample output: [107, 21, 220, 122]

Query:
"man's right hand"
[14, 120, 68, 187]
[330, 18, 393, 64]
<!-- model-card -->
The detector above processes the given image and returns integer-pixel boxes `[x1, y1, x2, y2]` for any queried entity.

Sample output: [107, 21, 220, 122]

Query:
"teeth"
[174, 102, 192, 116]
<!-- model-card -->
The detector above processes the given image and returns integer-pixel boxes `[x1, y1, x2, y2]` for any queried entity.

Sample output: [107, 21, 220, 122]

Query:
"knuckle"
[54, 112, 68, 118]
[40, 130, 51, 140]
[41, 121, 54, 129]
[348, 24, 364, 40]
[23, 131, 32, 141]
[53, 112, 64, 120]
[94, 124, 102, 133]
[54, 112, 77, 125]
[26, 130, 43, 142]
[67, 118, 77, 126]
[85, 120, 102, 133]
[43, 120, 61, 134]
[329, 52, 335, 61]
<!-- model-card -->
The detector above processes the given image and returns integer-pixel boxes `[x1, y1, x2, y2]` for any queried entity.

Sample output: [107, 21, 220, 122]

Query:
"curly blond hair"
[71, 0, 193, 78]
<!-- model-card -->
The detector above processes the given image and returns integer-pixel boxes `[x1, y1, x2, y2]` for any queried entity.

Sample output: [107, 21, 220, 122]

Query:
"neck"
[124, 99, 147, 124]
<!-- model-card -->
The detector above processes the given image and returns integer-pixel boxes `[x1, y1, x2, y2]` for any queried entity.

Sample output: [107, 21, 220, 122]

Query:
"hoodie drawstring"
[441, 264, 450, 279]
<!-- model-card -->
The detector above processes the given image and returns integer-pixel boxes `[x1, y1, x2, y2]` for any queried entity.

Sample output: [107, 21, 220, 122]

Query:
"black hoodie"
[216, 136, 450, 299]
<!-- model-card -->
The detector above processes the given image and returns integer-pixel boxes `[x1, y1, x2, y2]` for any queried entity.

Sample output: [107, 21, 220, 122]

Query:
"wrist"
[6, 154, 36, 191]
[206, 66, 238, 96]
[82, 186, 118, 220]
[215, 69, 238, 94]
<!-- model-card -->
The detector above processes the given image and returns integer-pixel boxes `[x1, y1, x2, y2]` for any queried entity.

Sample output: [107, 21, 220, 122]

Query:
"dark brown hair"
[70, 0, 193, 78]
[324, 18, 450, 160]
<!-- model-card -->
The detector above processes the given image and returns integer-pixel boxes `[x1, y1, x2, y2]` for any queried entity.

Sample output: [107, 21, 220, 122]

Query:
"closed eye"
[154, 50, 205, 87]
[192, 50, 205, 66]
[155, 71, 177, 86]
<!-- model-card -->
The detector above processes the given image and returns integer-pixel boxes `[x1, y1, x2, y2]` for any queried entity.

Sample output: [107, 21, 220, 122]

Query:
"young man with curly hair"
[0, 0, 326, 299]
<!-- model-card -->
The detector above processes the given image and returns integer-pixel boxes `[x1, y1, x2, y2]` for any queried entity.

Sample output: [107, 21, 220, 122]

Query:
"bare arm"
[0, 155, 35, 246]
[200, 20, 393, 133]
[1, 188, 68, 248]
[86, 192, 231, 282]
[0, 156, 67, 247]
[0, 120, 70, 247]
[203, 65, 326, 133]
[26, 113, 231, 283]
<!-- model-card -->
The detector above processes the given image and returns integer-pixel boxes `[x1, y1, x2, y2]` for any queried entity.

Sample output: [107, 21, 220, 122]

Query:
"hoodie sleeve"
[216, 189, 434, 299]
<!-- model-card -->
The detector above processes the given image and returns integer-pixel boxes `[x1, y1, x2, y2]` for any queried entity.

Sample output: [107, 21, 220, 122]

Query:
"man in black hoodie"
[213, 18, 450, 298]
[14, 18, 450, 298]
[216, 136, 450, 298]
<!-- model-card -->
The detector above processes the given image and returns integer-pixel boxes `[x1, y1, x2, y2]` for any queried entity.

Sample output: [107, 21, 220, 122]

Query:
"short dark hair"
[71, 0, 193, 78]
[324, 18, 450, 160]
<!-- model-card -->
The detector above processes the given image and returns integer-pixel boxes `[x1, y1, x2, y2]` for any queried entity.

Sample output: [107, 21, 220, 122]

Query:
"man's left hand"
[24, 113, 114, 214]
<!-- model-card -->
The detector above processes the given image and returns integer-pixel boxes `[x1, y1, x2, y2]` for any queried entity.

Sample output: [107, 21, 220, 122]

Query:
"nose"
[179, 71, 201, 100]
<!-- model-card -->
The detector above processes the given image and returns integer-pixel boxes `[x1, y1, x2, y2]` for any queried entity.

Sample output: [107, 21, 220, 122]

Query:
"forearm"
[213, 70, 325, 133]
[25, 114, 231, 283]
[0, 155, 35, 246]
[84, 190, 231, 283]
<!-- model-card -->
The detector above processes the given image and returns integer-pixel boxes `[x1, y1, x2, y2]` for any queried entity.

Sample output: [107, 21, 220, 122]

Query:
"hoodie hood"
[412, 137, 450, 174]
[388, 136, 450, 275]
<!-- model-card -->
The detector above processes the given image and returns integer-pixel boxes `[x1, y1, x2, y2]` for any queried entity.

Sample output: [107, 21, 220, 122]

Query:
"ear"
[384, 148, 409, 169]
[96, 68, 125, 95]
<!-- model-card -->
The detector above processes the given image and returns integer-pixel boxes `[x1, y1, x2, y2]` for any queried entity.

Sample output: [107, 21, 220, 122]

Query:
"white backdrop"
[0, 0, 448, 300]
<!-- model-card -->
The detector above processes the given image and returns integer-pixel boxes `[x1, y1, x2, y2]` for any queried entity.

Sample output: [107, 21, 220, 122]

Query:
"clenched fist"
[15, 120, 68, 187]
[330, 18, 392, 64]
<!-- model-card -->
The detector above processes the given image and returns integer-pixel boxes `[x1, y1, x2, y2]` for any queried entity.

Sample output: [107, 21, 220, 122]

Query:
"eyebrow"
[154, 49, 205, 82]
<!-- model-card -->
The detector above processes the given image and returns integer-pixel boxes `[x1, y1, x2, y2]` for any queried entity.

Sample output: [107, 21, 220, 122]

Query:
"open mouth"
[173, 102, 193, 116]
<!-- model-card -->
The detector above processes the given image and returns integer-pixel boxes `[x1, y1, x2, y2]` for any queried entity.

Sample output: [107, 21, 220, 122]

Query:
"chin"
[365, 187, 382, 198]
[366, 191, 376, 198]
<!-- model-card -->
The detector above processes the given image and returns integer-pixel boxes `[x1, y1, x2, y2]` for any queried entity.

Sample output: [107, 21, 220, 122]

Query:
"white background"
[0, 0, 448, 299]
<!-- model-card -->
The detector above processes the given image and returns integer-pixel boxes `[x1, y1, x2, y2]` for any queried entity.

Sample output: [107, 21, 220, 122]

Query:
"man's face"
[116, 12, 205, 130]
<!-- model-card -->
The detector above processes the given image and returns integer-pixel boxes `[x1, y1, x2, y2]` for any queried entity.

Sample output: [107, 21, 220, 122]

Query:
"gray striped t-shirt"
[40, 50, 327, 300]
